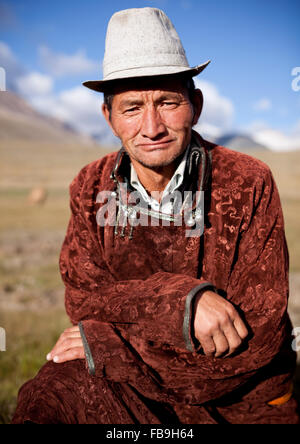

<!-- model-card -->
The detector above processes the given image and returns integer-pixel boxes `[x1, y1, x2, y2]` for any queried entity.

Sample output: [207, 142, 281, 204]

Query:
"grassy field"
[0, 140, 300, 423]
[0, 309, 69, 424]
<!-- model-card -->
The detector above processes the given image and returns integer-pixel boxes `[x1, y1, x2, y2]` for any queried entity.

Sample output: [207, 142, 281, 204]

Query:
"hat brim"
[82, 60, 210, 93]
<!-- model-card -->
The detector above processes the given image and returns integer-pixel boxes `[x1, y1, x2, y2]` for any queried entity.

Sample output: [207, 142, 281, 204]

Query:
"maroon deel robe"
[12, 134, 299, 424]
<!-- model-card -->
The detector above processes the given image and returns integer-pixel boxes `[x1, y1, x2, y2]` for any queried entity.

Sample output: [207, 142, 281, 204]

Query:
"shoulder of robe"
[211, 144, 274, 188]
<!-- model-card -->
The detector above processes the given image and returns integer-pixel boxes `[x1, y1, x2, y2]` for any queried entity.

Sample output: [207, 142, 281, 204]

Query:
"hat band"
[103, 52, 189, 79]
[103, 65, 195, 82]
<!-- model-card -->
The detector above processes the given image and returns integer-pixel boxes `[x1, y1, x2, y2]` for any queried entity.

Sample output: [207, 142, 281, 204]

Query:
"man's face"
[102, 79, 202, 169]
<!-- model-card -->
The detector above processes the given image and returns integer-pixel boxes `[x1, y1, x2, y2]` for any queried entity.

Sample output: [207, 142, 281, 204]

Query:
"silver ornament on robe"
[184, 190, 205, 238]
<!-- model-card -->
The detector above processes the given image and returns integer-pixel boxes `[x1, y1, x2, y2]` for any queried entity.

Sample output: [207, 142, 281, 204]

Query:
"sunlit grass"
[0, 309, 70, 424]
[0, 188, 70, 231]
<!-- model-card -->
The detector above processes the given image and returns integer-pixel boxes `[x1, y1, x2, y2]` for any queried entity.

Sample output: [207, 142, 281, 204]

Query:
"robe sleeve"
[59, 168, 214, 355]
[76, 320, 168, 400]
[220, 166, 291, 373]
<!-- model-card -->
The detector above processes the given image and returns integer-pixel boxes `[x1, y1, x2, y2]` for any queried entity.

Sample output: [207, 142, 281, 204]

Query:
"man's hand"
[46, 326, 85, 364]
[194, 291, 248, 358]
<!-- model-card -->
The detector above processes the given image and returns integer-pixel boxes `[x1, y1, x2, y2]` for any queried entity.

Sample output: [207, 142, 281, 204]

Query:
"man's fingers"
[197, 335, 216, 357]
[51, 337, 84, 356]
[57, 327, 81, 343]
[47, 327, 82, 361]
[193, 290, 249, 358]
[198, 315, 247, 358]
[200, 327, 241, 358]
[51, 331, 81, 350]
[212, 331, 230, 357]
[52, 347, 85, 364]
[233, 316, 248, 340]
[48, 339, 81, 359]
[221, 321, 243, 356]
[47, 337, 84, 362]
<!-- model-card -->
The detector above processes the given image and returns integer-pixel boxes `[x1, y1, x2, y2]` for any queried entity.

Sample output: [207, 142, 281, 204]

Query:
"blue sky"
[0, 0, 300, 149]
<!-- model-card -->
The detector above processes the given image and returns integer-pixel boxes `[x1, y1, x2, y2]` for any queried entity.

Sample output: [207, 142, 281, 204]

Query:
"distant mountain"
[0, 91, 96, 145]
[216, 133, 268, 152]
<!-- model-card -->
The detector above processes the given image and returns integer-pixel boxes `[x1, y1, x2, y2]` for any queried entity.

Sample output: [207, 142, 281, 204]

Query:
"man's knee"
[12, 360, 88, 424]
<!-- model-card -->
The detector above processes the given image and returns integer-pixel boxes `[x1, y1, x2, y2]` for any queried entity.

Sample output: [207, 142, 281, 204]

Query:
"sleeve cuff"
[182, 282, 216, 352]
[78, 321, 96, 376]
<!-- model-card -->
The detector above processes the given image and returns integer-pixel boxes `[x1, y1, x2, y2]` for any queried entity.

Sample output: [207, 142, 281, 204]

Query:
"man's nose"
[140, 106, 166, 139]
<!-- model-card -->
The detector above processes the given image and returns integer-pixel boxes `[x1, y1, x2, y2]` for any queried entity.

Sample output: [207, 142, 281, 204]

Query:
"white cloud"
[0, 40, 25, 90]
[253, 98, 272, 111]
[49, 87, 103, 135]
[246, 120, 300, 151]
[39, 45, 99, 77]
[0, 42, 116, 144]
[29, 85, 117, 144]
[15, 71, 54, 97]
[0, 41, 13, 60]
[193, 79, 235, 139]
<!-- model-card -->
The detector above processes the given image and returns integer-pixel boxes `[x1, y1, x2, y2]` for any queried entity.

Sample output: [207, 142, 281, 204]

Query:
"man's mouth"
[136, 140, 175, 151]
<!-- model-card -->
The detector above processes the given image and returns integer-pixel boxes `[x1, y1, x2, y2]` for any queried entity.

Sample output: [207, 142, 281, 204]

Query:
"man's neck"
[130, 151, 186, 196]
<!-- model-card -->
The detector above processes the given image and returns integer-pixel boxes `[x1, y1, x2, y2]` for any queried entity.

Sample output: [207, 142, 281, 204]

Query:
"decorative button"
[186, 216, 196, 227]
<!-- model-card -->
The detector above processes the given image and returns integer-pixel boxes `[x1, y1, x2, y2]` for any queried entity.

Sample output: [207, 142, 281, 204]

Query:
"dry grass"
[0, 140, 111, 189]
[246, 150, 300, 272]
[0, 309, 69, 424]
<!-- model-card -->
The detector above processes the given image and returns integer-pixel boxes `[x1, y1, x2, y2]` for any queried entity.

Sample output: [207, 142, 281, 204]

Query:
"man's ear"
[191, 89, 203, 126]
[102, 103, 119, 138]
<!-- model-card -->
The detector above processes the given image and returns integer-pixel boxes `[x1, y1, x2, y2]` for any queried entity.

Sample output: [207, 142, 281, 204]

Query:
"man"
[13, 7, 299, 424]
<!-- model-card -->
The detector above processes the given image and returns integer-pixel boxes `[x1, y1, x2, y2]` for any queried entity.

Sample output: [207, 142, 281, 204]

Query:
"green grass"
[0, 309, 70, 424]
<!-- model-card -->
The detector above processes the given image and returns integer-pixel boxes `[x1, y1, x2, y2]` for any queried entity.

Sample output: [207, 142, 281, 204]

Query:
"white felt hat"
[83, 7, 210, 92]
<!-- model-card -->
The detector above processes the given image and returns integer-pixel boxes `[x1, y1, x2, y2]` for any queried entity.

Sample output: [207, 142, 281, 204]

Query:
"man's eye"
[124, 107, 139, 113]
[162, 102, 178, 107]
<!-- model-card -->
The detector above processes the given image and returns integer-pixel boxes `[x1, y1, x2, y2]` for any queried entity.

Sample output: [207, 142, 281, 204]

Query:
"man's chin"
[130, 149, 185, 170]
[138, 158, 175, 169]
